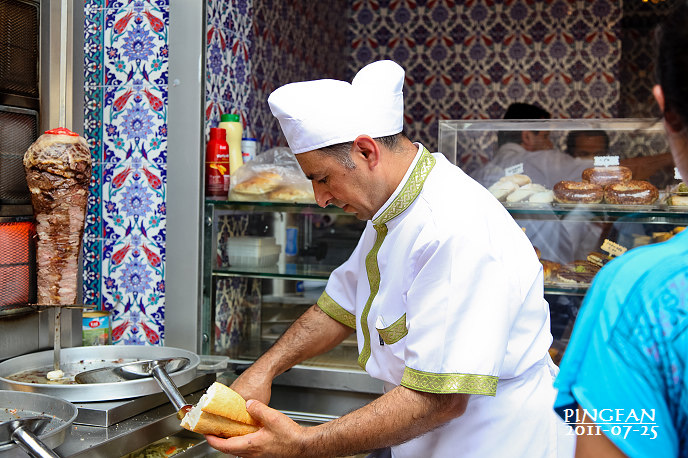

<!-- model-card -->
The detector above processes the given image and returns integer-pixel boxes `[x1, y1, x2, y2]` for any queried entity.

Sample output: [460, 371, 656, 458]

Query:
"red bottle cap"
[209, 127, 226, 139]
[45, 127, 79, 136]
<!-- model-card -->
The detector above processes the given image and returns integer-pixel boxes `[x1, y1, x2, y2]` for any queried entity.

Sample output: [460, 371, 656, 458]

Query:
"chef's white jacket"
[318, 144, 566, 457]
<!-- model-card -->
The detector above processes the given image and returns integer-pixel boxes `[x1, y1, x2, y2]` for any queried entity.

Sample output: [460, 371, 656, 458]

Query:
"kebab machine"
[0, 124, 221, 458]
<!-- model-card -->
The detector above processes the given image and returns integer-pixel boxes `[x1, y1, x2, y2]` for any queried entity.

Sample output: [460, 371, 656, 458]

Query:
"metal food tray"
[0, 346, 200, 403]
[0, 390, 77, 457]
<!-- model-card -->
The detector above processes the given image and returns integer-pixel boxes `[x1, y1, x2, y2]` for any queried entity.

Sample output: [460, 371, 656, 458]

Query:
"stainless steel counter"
[51, 373, 217, 457]
[48, 366, 381, 457]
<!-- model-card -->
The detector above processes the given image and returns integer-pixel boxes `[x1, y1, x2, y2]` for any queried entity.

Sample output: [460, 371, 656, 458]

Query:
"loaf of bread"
[233, 171, 283, 195]
[180, 382, 260, 438]
[267, 186, 315, 203]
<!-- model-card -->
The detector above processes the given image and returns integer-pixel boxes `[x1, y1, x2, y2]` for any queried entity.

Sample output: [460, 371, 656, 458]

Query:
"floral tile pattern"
[83, 0, 169, 345]
[205, 0, 349, 356]
[348, 0, 622, 173]
[250, 0, 348, 148]
[205, 0, 253, 139]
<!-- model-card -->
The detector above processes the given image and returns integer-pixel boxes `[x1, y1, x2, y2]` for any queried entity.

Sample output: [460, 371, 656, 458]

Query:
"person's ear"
[654, 84, 684, 133]
[652, 84, 665, 113]
[352, 135, 380, 169]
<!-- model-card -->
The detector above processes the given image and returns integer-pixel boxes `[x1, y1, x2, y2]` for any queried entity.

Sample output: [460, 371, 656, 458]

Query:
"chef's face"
[296, 149, 379, 221]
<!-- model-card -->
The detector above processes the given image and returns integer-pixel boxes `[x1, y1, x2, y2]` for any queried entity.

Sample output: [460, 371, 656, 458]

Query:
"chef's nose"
[312, 183, 330, 208]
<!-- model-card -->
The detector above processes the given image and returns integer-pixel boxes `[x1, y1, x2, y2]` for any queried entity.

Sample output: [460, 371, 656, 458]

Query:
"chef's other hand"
[205, 400, 310, 458]
[230, 368, 272, 407]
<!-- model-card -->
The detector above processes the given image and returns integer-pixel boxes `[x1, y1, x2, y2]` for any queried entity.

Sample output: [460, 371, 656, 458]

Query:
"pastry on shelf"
[581, 165, 632, 187]
[604, 180, 658, 205]
[553, 181, 603, 204]
[666, 182, 688, 206]
[586, 251, 611, 268]
[539, 259, 562, 283]
[556, 260, 600, 285]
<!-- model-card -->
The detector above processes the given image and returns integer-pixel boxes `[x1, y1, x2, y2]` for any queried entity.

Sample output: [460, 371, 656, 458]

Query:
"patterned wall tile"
[102, 85, 168, 163]
[348, 0, 622, 172]
[83, 0, 169, 345]
[618, 1, 674, 119]
[250, 0, 348, 149]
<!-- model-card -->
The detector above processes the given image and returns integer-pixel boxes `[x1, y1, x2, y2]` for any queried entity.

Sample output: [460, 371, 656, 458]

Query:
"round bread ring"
[582, 166, 632, 186]
[553, 181, 603, 204]
[604, 180, 659, 205]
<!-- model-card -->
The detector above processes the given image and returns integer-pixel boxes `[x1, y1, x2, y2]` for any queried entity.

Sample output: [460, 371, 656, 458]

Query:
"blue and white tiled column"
[83, 0, 169, 345]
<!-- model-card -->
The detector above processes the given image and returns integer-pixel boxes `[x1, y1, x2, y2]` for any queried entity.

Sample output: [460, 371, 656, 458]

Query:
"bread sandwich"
[180, 382, 260, 438]
[233, 171, 282, 195]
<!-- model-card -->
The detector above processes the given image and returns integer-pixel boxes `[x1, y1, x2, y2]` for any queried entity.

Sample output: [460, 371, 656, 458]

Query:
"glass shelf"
[503, 202, 688, 223]
[205, 199, 347, 215]
[543, 284, 588, 296]
[212, 262, 338, 281]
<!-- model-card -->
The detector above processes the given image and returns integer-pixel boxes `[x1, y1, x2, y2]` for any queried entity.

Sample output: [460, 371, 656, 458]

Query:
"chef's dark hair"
[318, 131, 406, 169]
[497, 103, 551, 147]
[655, 1, 688, 132]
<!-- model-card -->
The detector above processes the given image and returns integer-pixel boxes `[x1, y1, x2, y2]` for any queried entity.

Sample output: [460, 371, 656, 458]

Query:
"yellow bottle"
[218, 113, 243, 176]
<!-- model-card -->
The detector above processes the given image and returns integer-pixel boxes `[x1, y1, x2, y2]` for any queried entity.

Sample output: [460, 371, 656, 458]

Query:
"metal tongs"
[0, 415, 59, 458]
[75, 358, 193, 419]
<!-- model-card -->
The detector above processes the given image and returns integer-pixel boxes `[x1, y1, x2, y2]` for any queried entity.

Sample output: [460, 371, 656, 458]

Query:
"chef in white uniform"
[205, 60, 569, 458]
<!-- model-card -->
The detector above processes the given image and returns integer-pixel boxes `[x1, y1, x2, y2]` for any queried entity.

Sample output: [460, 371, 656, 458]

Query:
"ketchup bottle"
[205, 127, 229, 199]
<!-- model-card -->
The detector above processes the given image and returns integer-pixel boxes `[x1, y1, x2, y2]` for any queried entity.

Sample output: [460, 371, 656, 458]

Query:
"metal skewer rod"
[58, 0, 68, 128]
[53, 307, 61, 372]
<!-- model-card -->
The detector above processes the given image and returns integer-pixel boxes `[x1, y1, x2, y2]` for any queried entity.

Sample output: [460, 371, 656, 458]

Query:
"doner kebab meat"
[23, 127, 92, 305]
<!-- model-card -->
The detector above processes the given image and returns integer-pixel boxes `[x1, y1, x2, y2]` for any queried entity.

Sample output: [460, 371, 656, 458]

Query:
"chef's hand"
[204, 400, 311, 458]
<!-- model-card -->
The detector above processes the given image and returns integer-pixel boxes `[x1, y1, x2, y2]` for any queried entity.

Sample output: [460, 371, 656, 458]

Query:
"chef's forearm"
[252, 304, 353, 379]
[301, 386, 468, 457]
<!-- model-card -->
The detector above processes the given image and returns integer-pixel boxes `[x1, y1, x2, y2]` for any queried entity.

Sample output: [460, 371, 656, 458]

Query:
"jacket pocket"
[376, 313, 408, 345]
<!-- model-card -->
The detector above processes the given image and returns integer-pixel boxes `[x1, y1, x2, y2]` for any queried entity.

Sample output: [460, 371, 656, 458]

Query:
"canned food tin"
[241, 138, 258, 163]
[82, 310, 112, 346]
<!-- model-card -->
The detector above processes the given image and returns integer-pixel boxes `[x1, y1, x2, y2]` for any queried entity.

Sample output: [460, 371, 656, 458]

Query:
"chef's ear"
[352, 135, 380, 169]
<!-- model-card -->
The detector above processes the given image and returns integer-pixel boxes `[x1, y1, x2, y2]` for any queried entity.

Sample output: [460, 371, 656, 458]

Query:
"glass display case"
[440, 118, 688, 360]
[201, 199, 381, 417]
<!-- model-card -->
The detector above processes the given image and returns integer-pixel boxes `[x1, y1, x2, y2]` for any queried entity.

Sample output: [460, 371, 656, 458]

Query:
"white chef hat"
[267, 60, 405, 154]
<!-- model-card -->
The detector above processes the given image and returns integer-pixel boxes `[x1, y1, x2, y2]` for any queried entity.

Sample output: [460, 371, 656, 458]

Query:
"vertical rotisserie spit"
[23, 128, 92, 306]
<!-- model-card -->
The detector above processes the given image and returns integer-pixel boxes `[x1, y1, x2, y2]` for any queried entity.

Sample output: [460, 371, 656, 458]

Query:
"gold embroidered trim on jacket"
[317, 291, 356, 329]
[373, 147, 436, 225]
[401, 367, 498, 396]
[376, 313, 408, 345]
[358, 223, 387, 369]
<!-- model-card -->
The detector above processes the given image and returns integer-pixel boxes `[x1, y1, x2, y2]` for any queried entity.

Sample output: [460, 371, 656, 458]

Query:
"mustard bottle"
[218, 113, 244, 176]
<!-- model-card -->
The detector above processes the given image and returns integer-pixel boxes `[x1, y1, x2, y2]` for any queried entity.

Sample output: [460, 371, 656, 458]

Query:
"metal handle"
[151, 363, 187, 411]
[11, 427, 60, 458]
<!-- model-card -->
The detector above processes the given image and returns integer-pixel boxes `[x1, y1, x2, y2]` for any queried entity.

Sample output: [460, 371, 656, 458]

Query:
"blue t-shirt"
[554, 229, 688, 457]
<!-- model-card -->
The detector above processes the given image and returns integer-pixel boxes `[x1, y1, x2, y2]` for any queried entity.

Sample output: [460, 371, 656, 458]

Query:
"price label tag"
[675, 167, 683, 181]
[505, 163, 524, 176]
[594, 156, 620, 167]
[601, 239, 627, 257]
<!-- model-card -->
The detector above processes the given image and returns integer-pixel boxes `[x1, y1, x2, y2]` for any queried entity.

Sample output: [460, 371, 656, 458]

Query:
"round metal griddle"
[0, 346, 200, 403]
[0, 391, 77, 457]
